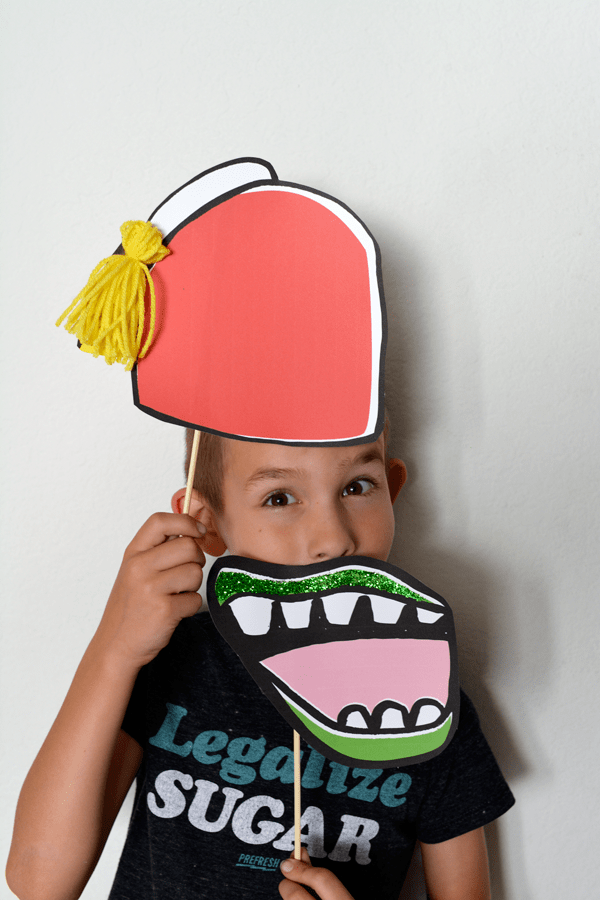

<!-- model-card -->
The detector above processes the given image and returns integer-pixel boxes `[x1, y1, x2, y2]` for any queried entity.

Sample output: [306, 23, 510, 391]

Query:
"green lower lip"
[288, 700, 453, 762]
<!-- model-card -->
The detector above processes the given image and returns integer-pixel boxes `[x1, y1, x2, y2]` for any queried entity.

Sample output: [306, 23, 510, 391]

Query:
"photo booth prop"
[208, 555, 459, 768]
[58, 157, 387, 446]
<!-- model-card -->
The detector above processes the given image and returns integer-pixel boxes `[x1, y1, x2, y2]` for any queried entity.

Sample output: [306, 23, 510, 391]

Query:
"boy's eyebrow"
[337, 448, 386, 469]
[244, 449, 385, 490]
[245, 467, 306, 489]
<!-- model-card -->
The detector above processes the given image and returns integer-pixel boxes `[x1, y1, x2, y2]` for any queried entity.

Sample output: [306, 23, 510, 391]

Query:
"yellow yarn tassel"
[56, 220, 170, 370]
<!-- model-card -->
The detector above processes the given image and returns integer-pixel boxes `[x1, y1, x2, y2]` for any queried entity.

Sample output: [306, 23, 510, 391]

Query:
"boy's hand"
[95, 512, 206, 669]
[279, 849, 355, 900]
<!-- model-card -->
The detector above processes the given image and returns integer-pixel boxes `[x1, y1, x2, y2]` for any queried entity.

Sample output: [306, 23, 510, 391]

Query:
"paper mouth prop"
[207, 556, 459, 768]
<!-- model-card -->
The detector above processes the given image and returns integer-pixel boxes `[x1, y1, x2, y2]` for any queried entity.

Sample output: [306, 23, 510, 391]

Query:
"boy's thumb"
[281, 847, 312, 875]
[279, 850, 356, 900]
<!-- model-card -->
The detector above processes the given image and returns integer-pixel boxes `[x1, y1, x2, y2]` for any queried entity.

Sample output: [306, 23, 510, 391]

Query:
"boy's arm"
[420, 828, 491, 900]
[6, 513, 206, 900]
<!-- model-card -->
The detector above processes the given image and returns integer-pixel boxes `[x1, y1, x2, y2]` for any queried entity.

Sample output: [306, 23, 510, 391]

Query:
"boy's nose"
[306, 504, 356, 561]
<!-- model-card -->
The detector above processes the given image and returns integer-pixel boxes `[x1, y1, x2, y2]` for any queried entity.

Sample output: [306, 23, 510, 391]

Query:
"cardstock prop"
[207, 555, 460, 768]
[57, 158, 387, 446]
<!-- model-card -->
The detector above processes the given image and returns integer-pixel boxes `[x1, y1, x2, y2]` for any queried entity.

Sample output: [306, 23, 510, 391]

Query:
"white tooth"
[370, 595, 405, 623]
[229, 596, 273, 635]
[380, 707, 405, 728]
[322, 592, 362, 624]
[417, 608, 444, 624]
[415, 704, 441, 726]
[346, 710, 369, 729]
[281, 598, 313, 629]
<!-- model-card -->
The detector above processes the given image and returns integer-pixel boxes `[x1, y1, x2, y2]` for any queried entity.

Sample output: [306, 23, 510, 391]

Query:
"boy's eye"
[343, 478, 375, 496]
[264, 491, 297, 507]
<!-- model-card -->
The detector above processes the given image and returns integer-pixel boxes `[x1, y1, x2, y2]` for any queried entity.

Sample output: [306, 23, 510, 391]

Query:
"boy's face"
[209, 437, 405, 566]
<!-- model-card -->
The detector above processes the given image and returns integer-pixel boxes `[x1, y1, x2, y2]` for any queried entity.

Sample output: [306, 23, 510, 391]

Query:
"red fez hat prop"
[133, 158, 386, 445]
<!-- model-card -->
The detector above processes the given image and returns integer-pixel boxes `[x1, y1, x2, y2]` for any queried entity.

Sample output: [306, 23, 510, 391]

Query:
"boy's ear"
[171, 488, 228, 557]
[386, 459, 407, 505]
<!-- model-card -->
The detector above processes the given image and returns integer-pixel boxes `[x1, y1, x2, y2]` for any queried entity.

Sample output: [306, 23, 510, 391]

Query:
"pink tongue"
[261, 639, 449, 720]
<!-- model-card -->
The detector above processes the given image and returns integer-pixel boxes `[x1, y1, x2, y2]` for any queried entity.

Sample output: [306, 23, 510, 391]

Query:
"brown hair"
[184, 429, 226, 515]
[184, 411, 390, 516]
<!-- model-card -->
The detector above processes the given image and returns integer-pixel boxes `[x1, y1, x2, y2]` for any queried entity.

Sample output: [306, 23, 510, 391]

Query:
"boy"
[8, 158, 513, 898]
[7, 428, 513, 900]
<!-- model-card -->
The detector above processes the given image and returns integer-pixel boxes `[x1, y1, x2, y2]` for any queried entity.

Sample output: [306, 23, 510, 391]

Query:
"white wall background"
[1, 2, 599, 898]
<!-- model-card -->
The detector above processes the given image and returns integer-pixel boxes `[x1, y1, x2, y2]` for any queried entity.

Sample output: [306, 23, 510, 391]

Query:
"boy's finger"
[169, 590, 205, 621]
[279, 882, 314, 900]
[143, 535, 206, 574]
[155, 562, 204, 597]
[125, 512, 206, 556]
[279, 856, 355, 900]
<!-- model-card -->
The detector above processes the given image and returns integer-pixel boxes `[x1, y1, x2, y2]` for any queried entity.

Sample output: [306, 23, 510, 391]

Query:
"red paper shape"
[133, 159, 386, 446]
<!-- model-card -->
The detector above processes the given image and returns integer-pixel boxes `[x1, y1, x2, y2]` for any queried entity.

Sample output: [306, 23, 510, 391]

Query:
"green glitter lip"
[215, 567, 438, 607]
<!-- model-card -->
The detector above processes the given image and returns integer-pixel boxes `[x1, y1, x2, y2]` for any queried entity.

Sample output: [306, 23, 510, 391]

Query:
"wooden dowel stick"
[185, 428, 303, 856]
[294, 729, 301, 859]
[183, 430, 201, 515]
